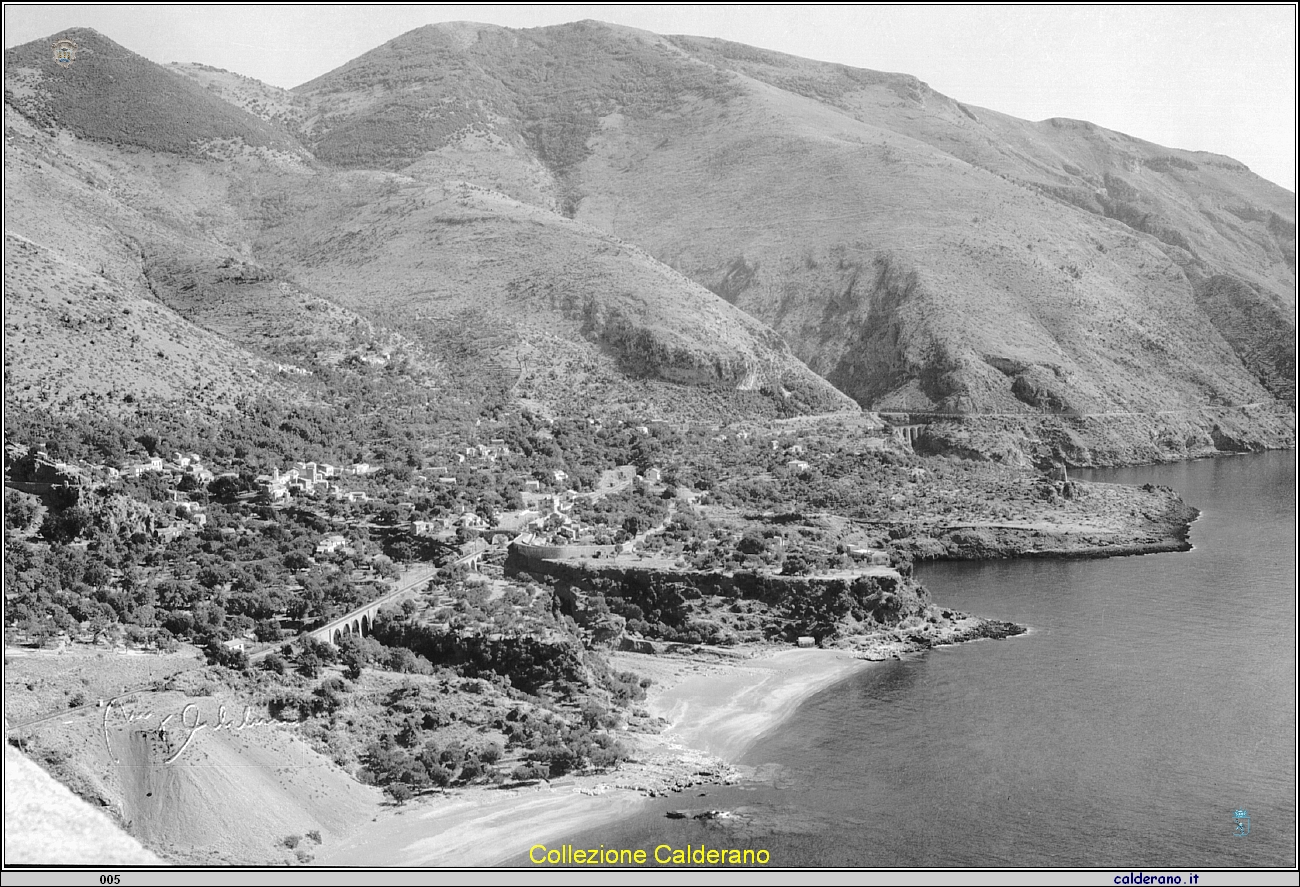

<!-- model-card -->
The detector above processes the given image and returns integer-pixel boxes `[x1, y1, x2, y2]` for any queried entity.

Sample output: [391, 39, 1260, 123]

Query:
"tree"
[41, 506, 92, 544]
[208, 475, 245, 500]
[151, 628, 178, 652]
[373, 557, 399, 580]
[297, 652, 321, 678]
[4, 491, 40, 532]
[782, 553, 812, 576]
[341, 647, 364, 680]
[387, 647, 430, 674]
[204, 639, 249, 671]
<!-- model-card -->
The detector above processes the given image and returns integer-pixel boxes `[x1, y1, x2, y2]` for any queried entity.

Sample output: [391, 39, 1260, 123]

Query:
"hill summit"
[4, 29, 302, 158]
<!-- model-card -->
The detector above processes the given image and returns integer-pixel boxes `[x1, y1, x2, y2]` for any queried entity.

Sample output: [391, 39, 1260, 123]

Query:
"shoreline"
[309, 469, 1205, 867]
[314, 608, 1028, 867]
[312, 644, 882, 867]
[630, 646, 878, 764]
[915, 536, 1194, 562]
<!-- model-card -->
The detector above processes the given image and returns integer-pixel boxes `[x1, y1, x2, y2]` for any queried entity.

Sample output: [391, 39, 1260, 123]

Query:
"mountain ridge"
[5, 26, 854, 427]
[5, 22, 1294, 463]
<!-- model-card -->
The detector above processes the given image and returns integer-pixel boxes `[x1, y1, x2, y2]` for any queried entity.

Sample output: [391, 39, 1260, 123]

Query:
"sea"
[544, 450, 1297, 868]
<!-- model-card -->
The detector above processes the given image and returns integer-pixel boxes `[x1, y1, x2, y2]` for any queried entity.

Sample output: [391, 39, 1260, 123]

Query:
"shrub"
[510, 762, 550, 783]
[268, 693, 311, 722]
[283, 834, 301, 849]
[427, 763, 454, 789]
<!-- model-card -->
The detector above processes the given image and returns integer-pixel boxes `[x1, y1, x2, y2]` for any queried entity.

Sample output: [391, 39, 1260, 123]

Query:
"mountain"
[4, 28, 852, 427]
[5, 28, 305, 161]
[287, 20, 1295, 463]
[4, 23, 1294, 462]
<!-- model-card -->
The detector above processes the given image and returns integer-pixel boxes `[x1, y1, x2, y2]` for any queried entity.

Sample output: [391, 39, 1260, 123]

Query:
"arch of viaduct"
[307, 598, 388, 646]
[893, 424, 927, 446]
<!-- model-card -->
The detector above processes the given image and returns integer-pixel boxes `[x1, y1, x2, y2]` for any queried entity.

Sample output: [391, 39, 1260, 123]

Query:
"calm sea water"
[544, 451, 1297, 867]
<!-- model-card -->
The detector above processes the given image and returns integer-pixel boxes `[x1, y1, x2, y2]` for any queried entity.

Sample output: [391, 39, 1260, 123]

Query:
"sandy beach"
[629, 647, 873, 762]
[314, 645, 875, 867]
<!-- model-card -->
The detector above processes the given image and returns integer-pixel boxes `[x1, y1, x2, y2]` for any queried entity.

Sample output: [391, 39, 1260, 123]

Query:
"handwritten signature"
[102, 700, 273, 765]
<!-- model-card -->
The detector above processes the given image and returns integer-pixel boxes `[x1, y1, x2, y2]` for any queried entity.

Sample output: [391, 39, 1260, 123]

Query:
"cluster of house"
[155, 499, 207, 542]
[848, 547, 893, 566]
[255, 461, 374, 503]
[411, 510, 492, 537]
[315, 533, 349, 555]
[419, 440, 512, 486]
[125, 452, 215, 484]
[510, 464, 669, 548]
[469, 440, 510, 463]
[123, 456, 216, 542]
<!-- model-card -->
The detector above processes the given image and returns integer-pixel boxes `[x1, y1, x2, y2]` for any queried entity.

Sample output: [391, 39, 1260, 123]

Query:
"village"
[4, 412, 927, 660]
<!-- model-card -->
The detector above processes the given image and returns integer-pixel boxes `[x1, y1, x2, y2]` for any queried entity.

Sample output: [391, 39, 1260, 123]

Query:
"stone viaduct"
[303, 552, 485, 646]
[306, 588, 401, 646]
[876, 412, 932, 447]
[892, 424, 927, 446]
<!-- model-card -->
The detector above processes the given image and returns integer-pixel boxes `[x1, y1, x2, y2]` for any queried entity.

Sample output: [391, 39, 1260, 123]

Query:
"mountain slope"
[3, 103, 288, 414]
[4, 28, 852, 425]
[288, 20, 1294, 462]
[248, 172, 854, 419]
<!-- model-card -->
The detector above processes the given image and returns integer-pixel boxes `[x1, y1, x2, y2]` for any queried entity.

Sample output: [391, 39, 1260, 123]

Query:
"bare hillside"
[5, 27, 853, 425]
[251, 174, 854, 419]
[288, 19, 1294, 462]
[5, 22, 1293, 459]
